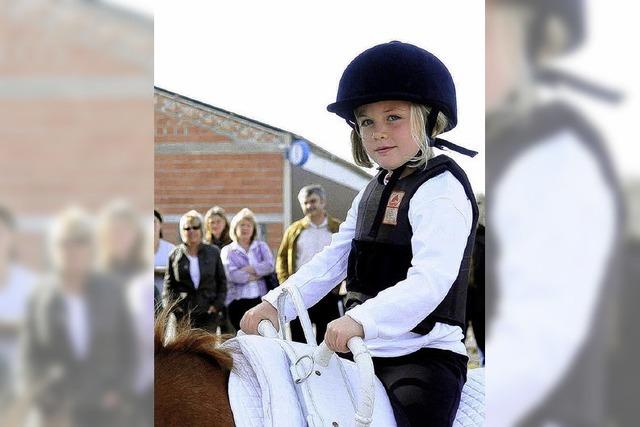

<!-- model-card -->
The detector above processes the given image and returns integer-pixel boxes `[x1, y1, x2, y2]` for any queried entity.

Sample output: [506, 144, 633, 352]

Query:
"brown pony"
[154, 308, 235, 427]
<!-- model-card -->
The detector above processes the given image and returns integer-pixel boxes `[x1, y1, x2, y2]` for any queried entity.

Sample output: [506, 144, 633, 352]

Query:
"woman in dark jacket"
[163, 210, 227, 331]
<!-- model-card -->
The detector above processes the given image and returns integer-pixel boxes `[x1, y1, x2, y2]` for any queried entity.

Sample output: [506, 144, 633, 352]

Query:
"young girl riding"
[241, 41, 478, 427]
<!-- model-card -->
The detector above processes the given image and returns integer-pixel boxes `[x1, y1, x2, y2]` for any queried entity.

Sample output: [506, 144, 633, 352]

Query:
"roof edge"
[154, 86, 372, 179]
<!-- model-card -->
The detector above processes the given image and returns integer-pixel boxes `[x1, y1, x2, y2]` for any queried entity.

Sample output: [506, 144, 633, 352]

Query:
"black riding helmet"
[328, 41, 476, 157]
[327, 41, 457, 132]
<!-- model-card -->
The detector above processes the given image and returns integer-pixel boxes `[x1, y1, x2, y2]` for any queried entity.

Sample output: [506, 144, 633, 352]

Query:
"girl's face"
[236, 219, 254, 242]
[208, 215, 225, 238]
[355, 100, 418, 171]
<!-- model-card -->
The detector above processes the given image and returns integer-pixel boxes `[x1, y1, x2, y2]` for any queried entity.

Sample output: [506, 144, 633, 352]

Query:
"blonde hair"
[179, 210, 204, 244]
[229, 208, 258, 243]
[351, 103, 449, 169]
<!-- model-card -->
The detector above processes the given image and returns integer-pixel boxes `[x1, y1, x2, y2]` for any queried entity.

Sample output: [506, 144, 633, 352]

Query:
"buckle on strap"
[292, 354, 314, 384]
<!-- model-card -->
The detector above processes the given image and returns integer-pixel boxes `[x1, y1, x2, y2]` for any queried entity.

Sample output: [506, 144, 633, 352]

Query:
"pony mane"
[154, 304, 233, 370]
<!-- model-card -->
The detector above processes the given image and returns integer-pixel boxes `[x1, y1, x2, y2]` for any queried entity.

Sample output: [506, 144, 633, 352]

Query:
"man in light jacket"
[276, 185, 342, 343]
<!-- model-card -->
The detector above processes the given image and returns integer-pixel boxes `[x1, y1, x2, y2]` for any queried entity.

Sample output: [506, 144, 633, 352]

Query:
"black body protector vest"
[345, 154, 479, 335]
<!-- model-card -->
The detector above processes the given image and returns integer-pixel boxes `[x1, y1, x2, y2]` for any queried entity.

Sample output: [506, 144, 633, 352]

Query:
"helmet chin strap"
[426, 108, 478, 158]
[431, 138, 478, 158]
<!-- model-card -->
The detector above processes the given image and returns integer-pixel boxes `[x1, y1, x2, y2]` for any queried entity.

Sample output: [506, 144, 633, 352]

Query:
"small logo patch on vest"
[383, 191, 405, 225]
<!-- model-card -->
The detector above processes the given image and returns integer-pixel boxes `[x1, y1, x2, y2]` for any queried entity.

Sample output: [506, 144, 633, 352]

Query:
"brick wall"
[155, 153, 283, 213]
[155, 152, 284, 252]
[1, 3, 153, 269]
[154, 93, 286, 253]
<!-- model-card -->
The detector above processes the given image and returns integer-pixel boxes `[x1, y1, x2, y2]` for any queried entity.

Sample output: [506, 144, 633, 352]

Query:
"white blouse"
[186, 254, 200, 289]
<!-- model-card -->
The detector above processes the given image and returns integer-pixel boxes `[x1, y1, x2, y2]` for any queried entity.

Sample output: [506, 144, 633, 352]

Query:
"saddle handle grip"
[260, 290, 375, 427]
[252, 284, 314, 343]
[278, 285, 316, 346]
[257, 319, 279, 338]
[313, 338, 375, 427]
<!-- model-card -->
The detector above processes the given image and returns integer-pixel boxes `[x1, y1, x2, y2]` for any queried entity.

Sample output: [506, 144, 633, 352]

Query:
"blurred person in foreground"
[162, 210, 226, 331]
[276, 185, 342, 344]
[0, 206, 37, 410]
[221, 208, 275, 331]
[20, 207, 135, 427]
[154, 210, 175, 305]
[614, 184, 640, 424]
[485, 0, 623, 425]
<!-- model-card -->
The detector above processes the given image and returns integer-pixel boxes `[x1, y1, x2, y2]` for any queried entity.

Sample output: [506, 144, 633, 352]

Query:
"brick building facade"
[154, 87, 371, 252]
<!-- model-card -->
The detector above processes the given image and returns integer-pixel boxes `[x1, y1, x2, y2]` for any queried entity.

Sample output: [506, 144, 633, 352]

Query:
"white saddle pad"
[224, 335, 395, 426]
[454, 368, 485, 426]
[224, 336, 303, 426]
[224, 335, 485, 426]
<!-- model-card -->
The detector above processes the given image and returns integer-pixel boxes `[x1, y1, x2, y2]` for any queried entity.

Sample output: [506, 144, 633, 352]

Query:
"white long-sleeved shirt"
[263, 170, 473, 357]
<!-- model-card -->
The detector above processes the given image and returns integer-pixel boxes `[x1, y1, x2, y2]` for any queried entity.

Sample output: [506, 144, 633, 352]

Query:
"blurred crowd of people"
[0, 201, 153, 427]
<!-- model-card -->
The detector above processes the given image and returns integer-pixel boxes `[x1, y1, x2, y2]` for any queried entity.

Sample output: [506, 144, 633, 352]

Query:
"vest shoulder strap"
[408, 155, 478, 211]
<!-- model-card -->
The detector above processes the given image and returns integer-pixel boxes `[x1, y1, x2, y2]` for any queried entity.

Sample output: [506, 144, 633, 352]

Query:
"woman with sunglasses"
[162, 210, 227, 330]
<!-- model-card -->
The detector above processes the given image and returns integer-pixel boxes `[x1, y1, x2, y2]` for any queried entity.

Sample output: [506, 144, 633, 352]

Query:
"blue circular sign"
[287, 139, 310, 166]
